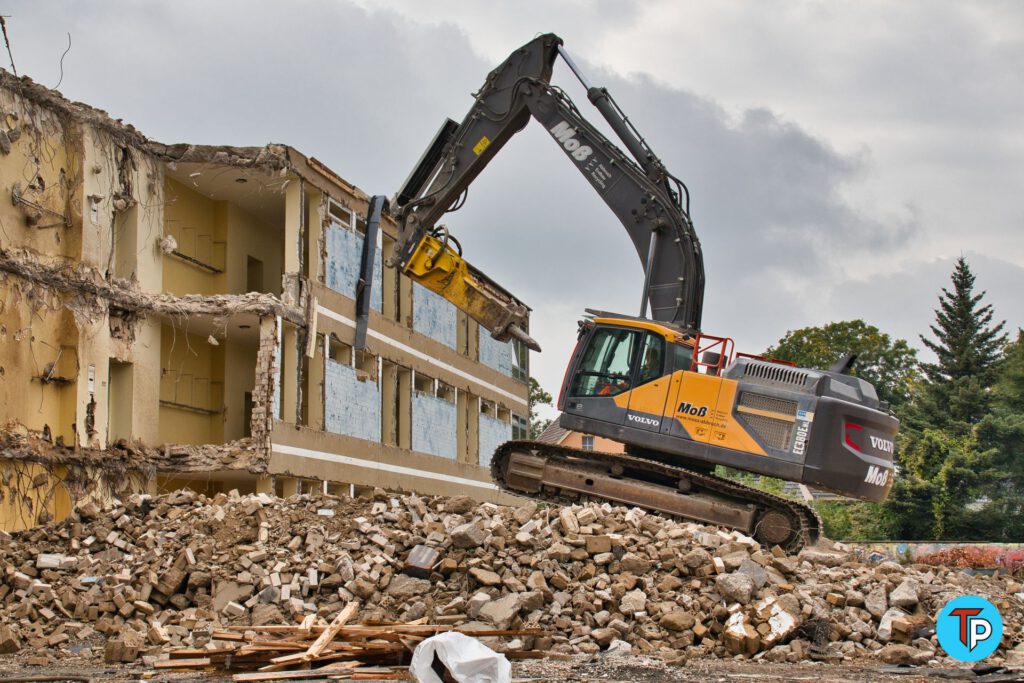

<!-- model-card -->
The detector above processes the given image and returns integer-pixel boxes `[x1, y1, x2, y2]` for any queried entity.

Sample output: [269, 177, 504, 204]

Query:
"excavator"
[364, 33, 898, 551]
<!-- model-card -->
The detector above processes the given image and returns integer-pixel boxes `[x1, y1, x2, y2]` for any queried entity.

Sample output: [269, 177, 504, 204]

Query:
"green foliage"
[765, 319, 918, 409]
[970, 329, 1024, 540]
[882, 471, 940, 540]
[885, 413, 1005, 541]
[992, 330, 1024, 413]
[529, 418, 552, 441]
[814, 501, 891, 541]
[916, 256, 1007, 431]
[527, 377, 553, 439]
[876, 257, 1017, 541]
[715, 467, 795, 500]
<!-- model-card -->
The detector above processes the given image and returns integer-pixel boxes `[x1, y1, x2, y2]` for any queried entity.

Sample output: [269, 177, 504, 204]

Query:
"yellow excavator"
[364, 34, 898, 550]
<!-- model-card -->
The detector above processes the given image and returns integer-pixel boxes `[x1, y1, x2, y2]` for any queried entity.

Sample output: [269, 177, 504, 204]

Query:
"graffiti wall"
[846, 542, 1024, 573]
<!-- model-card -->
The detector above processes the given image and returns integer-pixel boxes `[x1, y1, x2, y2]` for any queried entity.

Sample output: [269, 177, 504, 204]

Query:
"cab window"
[673, 343, 695, 372]
[570, 328, 639, 397]
[636, 333, 665, 385]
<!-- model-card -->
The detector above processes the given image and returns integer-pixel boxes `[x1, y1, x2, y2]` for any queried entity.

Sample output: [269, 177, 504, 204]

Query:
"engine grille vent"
[738, 392, 798, 416]
[740, 413, 793, 450]
[743, 361, 809, 388]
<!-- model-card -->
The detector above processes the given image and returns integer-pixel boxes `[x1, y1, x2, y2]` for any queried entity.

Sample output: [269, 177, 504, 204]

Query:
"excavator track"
[491, 440, 822, 553]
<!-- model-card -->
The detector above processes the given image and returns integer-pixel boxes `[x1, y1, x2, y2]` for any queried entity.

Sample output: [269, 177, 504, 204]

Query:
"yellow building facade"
[0, 70, 528, 530]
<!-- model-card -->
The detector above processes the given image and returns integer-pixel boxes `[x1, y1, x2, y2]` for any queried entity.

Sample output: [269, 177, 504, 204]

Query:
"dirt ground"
[0, 655, 1021, 683]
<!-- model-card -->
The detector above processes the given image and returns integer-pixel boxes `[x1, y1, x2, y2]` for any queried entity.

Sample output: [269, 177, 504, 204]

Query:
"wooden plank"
[266, 652, 315, 667]
[233, 661, 361, 681]
[299, 614, 317, 632]
[303, 602, 359, 661]
[170, 647, 237, 657]
[212, 630, 251, 641]
[154, 657, 212, 668]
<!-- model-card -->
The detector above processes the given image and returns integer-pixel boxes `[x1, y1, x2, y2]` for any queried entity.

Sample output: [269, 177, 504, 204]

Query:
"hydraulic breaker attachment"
[401, 229, 539, 351]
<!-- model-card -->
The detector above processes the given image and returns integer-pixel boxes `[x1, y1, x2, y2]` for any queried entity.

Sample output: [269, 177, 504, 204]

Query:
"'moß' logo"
[936, 595, 1003, 662]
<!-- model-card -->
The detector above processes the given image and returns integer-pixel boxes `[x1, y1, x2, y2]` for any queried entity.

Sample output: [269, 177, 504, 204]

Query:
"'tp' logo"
[937, 596, 1003, 662]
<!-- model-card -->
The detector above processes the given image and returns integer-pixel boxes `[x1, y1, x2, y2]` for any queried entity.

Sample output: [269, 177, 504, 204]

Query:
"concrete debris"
[0, 246, 304, 325]
[0, 488, 1021, 669]
[0, 424, 268, 476]
[889, 579, 920, 609]
[878, 643, 933, 666]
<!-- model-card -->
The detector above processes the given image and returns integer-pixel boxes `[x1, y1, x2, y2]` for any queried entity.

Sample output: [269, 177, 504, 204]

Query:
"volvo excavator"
[364, 33, 898, 551]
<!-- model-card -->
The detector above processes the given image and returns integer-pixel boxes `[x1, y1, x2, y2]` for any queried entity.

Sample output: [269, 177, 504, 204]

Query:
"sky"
[5, 1, 1022, 421]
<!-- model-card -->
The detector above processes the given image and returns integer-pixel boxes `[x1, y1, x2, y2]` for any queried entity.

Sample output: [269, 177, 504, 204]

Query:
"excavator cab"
[559, 314, 696, 439]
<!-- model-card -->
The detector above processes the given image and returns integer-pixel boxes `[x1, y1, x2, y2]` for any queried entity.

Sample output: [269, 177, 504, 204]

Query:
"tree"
[814, 500, 892, 541]
[992, 329, 1024, 413]
[916, 256, 1007, 431]
[527, 377, 553, 439]
[970, 330, 1024, 540]
[765, 320, 919, 410]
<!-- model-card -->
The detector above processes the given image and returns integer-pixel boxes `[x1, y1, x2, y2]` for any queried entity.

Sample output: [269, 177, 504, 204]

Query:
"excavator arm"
[385, 33, 705, 350]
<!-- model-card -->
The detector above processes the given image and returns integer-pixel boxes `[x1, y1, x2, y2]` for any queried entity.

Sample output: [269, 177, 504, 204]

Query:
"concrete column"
[397, 367, 412, 449]
[469, 321, 480, 362]
[399, 273, 414, 328]
[307, 335, 325, 431]
[281, 323, 298, 425]
[131, 320, 162, 445]
[306, 189, 324, 282]
[381, 361, 398, 446]
[470, 397, 481, 466]
[456, 390, 469, 463]
[284, 178, 303, 275]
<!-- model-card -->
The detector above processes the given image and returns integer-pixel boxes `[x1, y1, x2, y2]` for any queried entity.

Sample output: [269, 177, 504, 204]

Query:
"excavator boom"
[387, 33, 704, 346]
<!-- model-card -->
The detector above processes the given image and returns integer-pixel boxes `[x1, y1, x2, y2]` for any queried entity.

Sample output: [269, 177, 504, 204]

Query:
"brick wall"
[411, 392, 456, 459]
[478, 413, 512, 467]
[479, 331, 514, 376]
[324, 360, 381, 442]
[325, 225, 382, 311]
[412, 284, 456, 349]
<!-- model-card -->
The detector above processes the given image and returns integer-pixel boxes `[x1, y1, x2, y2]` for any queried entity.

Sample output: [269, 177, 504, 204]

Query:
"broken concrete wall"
[251, 316, 278, 449]
[271, 318, 283, 421]
[478, 413, 512, 467]
[411, 392, 457, 459]
[412, 283, 456, 348]
[1, 70, 169, 451]
[0, 69, 531, 523]
[479, 332, 514, 376]
[0, 457, 150, 532]
[324, 359, 381, 442]
[0, 73, 85, 448]
[325, 224, 381, 311]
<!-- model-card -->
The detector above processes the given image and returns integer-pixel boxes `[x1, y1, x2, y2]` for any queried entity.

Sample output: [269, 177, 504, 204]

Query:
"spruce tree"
[917, 256, 1006, 431]
[973, 331, 1024, 540]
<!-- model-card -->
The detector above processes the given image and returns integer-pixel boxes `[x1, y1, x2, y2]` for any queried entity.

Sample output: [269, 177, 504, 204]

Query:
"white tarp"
[409, 632, 511, 683]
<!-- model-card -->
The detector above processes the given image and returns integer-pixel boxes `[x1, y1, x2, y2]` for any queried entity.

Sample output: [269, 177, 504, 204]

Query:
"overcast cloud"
[6, 1, 1022, 419]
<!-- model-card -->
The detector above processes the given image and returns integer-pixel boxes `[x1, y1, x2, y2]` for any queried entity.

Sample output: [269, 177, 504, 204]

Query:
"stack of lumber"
[154, 602, 547, 680]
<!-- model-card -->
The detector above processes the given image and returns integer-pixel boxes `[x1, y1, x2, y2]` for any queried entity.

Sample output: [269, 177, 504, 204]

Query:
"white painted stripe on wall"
[272, 443, 499, 491]
[317, 305, 527, 407]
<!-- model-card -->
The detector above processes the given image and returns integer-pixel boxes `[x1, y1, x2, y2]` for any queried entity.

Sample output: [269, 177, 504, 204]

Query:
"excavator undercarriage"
[492, 441, 822, 552]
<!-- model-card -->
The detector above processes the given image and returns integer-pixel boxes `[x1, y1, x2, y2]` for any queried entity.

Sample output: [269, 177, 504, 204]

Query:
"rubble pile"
[0, 489, 1021, 668]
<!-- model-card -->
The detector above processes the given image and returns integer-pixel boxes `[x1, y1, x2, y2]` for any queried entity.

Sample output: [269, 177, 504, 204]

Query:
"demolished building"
[0, 70, 530, 530]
